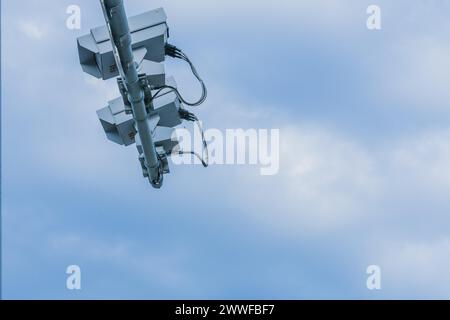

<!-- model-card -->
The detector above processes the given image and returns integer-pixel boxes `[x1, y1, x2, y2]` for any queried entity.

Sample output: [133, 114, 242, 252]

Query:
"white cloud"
[84, 76, 123, 102]
[382, 36, 450, 109]
[391, 129, 450, 190]
[131, 0, 360, 36]
[231, 124, 381, 235]
[19, 21, 45, 40]
[47, 233, 190, 290]
[5, 0, 450, 298]
[376, 237, 450, 298]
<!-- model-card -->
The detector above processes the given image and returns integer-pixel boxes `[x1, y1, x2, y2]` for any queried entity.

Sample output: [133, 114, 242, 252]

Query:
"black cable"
[156, 44, 208, 106]
[194, 118, 209, 167]
[176, 150, 208, 168]
[157, 44, 209, 167]
[151, 87, 171, 101]
[173, 108, 209, 167]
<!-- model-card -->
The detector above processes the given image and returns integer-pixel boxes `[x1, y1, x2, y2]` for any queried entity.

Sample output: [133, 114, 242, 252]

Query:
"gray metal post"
[101, 0, 162, 187]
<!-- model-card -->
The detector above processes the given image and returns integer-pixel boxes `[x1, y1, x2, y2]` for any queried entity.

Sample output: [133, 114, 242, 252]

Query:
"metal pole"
[101, 0, 162, 187]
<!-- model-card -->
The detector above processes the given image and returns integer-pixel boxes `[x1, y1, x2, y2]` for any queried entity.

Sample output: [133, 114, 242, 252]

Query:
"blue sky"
[2, 0, 450, 299]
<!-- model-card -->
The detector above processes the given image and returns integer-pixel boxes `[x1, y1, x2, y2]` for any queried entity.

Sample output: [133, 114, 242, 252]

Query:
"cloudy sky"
[2, 0, 450, 299]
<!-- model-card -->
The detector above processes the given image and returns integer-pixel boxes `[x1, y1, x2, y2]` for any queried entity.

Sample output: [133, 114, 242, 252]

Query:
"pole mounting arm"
[100, 0, 164, 188]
